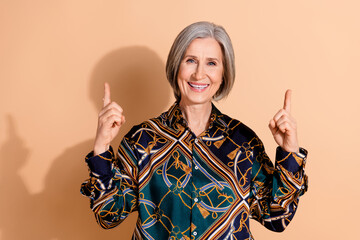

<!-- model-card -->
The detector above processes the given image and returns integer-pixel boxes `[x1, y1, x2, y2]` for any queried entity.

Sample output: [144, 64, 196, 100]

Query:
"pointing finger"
[283, 89, 292, 112]
[103, 82, 111, 107]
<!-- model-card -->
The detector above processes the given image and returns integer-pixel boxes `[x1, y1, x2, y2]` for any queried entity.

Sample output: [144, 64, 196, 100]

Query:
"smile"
[188, 82, 209, 91]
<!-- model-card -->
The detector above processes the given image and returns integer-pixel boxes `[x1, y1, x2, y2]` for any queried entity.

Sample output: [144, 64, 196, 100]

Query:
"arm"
[249, 140, 308, 231]
[80, 82, 137, 229]
[80, 138, 139, 229]
[249, 89, 308, 231]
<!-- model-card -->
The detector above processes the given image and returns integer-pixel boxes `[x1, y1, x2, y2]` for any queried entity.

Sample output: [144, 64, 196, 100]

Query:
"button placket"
[191, 135, 200, 239]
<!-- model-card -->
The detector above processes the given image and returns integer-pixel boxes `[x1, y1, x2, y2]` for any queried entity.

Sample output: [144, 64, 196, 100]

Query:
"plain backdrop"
[1, 0, 359, 239]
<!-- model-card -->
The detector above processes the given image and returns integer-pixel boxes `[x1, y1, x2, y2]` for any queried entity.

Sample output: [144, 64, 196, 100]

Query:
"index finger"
[103, 82, 111, 107]
[283, 89, 292, 112]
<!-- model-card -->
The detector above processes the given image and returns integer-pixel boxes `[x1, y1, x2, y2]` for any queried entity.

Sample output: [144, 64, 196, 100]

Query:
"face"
[177, 37, 224, 106]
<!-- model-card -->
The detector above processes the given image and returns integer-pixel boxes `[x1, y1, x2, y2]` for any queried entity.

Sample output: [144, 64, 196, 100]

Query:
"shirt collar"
[165, 102, 228, 133]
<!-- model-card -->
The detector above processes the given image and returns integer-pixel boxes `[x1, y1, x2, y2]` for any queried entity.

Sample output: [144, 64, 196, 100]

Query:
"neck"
[179, 101, 212, 137]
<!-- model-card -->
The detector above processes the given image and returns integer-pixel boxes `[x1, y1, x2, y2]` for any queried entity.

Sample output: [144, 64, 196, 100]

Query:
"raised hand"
[93, 82, 126, 155]
[268, 89, 299, 153]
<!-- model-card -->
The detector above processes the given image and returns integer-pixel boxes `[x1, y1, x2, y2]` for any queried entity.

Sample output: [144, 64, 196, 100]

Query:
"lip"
[188, 82, 209, 92]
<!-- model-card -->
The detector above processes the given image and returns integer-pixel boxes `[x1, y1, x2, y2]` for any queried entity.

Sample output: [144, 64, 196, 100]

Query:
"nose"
[194, 63, 206, 80]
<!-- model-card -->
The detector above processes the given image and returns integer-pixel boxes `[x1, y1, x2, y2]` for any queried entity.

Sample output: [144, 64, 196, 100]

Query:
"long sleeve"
[81, 103, 309, 239]
[249, 138, 308, 232]
[80, 138, 139, 229]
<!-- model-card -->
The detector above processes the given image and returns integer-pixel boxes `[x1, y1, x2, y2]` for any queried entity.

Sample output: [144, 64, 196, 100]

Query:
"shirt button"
[194, 166, 199, 170]
[194, 138, 199, 143]
[193, 231, 197, 236]
[194, 198, 198, 202]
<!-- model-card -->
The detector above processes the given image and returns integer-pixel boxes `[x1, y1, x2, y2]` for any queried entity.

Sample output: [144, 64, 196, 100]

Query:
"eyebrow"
[184, 55, 220, 62]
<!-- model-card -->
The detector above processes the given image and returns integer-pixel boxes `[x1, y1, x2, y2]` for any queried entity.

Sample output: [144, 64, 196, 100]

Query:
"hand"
[268, 89, 299, 153]
[93, 82, 126, 155]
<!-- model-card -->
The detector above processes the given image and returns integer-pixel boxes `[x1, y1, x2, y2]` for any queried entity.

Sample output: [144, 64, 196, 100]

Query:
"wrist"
[281, 145, 299, 153]
[94, 144, 109, 156]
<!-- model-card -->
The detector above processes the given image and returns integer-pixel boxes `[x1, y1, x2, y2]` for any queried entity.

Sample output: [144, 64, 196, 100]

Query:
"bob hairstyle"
[166, 21, 235, 102]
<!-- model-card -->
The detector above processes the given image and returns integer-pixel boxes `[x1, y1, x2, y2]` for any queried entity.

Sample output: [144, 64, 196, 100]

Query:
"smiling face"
[177, 37, 224, 107]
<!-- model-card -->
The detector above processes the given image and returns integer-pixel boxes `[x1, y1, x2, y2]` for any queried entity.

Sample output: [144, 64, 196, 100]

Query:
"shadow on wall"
[0, 46, 171, 240]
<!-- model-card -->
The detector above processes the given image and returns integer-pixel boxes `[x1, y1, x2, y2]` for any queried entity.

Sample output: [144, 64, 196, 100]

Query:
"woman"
[81, 21, 308, 239]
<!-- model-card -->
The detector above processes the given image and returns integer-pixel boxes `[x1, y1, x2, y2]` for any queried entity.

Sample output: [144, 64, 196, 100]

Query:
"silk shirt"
[81, 102, 308, 240]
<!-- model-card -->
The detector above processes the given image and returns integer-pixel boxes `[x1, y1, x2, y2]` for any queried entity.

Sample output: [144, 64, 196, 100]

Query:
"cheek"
[211, 71, 223, 85]
[177, 67, 186, 82]
[176, 76, 187, 95]
[178, 65, 193, 79]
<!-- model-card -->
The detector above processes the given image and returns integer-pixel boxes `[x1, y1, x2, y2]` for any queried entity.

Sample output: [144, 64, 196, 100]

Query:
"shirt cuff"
[275, 147, 308, 173]
[85, 146, 114, 176]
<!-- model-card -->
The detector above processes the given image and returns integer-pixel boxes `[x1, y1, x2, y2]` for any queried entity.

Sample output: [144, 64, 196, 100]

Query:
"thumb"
[103, 82, 111, 107]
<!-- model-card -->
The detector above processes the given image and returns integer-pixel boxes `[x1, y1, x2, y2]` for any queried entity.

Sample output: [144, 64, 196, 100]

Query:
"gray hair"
[166, 21, 235, 101]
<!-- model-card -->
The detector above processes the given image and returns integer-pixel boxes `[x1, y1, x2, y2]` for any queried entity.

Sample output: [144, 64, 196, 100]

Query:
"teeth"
[189, 83, 208, 90]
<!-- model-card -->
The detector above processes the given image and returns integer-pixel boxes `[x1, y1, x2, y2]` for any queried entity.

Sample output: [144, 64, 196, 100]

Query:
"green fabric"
[81, 102, 308, 239]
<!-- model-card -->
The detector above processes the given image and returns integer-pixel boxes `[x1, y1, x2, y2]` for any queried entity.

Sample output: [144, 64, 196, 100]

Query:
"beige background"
[1, 0, 359, 239]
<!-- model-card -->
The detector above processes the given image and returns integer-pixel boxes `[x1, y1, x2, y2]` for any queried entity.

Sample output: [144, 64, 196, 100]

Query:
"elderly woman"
[81, 21, 308, 239]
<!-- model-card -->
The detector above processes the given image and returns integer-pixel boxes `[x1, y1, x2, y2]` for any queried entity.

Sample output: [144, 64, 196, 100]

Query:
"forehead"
[185, 38, 223, 59]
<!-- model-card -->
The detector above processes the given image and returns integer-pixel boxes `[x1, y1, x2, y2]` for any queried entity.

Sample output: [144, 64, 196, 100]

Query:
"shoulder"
[212, 103, 258, 140]
[123, 112, 168, 143]
[220, 113, 262, 147]
[222, 113, 258, 138]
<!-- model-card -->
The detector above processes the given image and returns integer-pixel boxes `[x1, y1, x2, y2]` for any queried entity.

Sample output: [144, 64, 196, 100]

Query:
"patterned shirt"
[81, 102, 308, 240]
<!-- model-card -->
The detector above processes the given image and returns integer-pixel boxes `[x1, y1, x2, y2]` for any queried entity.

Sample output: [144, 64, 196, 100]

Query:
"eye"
[208, 61, 217, 66]
[186, 58, 196, 64]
